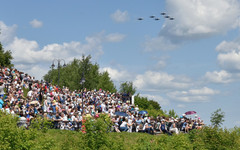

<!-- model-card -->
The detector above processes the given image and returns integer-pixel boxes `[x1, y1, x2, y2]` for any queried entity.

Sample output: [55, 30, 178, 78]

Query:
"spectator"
[160, 120, 172, 135]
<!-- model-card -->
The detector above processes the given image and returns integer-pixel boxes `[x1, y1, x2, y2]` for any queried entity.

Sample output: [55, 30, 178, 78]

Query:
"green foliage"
[189, 126, 240, 150]
[0, 42, 13, 68]
[210, 108, 225, 128]
[135, 95, 150, 110]
[97, 71, 116, 93]
[84, 114, 117, 150]
[29, 116, 53, 133]
[119, 81, 136, 95]
[0, 111, 55, 150]
[44, 55, 116, 92]
[1, 110, 239, 150]
[168, 109, 179, 118]
[134, 95, 165, 117]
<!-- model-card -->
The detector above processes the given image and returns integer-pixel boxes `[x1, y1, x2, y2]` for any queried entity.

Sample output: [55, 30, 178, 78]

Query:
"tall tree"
[168, 109, 178, 118]
[119, 81, 136, 95]
[0, 42, 13, 67]
[98, 71, 116, 93]
[210, 108, 225, 128]
[44, 55, 117, 93]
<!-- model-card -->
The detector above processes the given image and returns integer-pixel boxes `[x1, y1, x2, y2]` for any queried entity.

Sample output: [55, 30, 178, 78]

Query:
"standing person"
[0, 95, 4, 110]
[0, 82, 5, 97]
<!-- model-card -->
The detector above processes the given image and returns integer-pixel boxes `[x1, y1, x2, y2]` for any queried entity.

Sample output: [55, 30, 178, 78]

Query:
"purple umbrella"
[185, 111, 196, 115]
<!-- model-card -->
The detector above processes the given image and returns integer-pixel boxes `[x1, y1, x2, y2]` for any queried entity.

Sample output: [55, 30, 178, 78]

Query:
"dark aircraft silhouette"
[169, 17, 174, 20]
[155, 18, 160, 20]
[161, 12, 166, 15]
[165, 16, 170, 18]
[138, 18, 143, 20]
[150, 16, 155, 18]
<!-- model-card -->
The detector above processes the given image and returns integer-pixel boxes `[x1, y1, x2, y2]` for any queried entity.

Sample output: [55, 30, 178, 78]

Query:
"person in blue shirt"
[160, 120, 172, 135]
[0, 95, 4, 109]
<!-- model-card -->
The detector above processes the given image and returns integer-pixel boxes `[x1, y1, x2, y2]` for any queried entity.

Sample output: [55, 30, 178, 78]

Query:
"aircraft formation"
[138, 12, 174, 21]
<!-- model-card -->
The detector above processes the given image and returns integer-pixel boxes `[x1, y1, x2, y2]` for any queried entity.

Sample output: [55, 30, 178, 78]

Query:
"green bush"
[0, 110, 239, 150]
[0, 111, 55, 150]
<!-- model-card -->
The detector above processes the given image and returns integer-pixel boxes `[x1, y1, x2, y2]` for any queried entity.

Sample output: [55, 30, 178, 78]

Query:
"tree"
[119, 81, 136, 95]
[0, 42, 13, 67]
[98, 71, 116, 93]
[210, 108, 225, 128]
[168, 109, 178, 118]
[134, 95, 161, 110]
[43, 55, 117, 93]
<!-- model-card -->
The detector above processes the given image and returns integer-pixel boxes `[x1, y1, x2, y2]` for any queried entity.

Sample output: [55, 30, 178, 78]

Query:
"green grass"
[35, 127, 240, 150]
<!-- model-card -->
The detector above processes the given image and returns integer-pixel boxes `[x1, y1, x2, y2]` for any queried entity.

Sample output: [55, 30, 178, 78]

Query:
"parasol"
[185, 111, 197, 115]
[138, 110, 148, 115]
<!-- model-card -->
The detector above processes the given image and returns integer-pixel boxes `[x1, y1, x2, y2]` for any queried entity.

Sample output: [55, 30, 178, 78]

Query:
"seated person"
[119, 117, 131, 132]
[160, 120, 172, 135]
[169, 120, 179, 134]
[144, 120, 154, 135]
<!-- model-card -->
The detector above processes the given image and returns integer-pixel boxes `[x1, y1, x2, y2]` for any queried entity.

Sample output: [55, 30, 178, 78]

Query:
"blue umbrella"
[115, 111, 128, 117]
[138, 110, 148, 115]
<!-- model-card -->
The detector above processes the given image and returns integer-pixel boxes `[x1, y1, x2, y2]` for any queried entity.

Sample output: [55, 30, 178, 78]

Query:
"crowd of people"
[0, 66, 204, 135]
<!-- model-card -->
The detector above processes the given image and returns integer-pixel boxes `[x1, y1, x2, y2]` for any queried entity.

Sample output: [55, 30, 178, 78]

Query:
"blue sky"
[1, 0, 240, 128]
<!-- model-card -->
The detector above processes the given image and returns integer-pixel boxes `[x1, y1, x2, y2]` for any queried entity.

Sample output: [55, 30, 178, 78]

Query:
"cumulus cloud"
[29, 19, 43, 28]
[0, 21, 17, 44]
[216, 39, 240, 73]
[218, 51, 240, 72]
[0, 21, 126, 80]
[145, 0, 240, 51]
[216, 40, 240, 53]
[111, 9, 129, 23]
[100, 67, 132, 82]
[167, 87, 219, 102]
[204, 70, 233, 84]
[133, 71, 191, 92]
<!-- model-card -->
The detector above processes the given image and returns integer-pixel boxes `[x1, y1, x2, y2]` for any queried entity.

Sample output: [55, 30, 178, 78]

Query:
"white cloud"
[167, 87, 219, 102]
[100, 67, 132, 82]
[189, 87, 219, 95]
[218, 51, 240, 72]
[111, 9, 129, 23]
[216, 40, 240, 53]
[216, 39, 240, 73]
[0, 21, 126, 80]
[30, 19, 43, 28]
[145, 0, 240, 51]
[204, 70, 233, 84]
[133, 71, 191, 92]
[15, 64, 48, 80]
[0, 21, 17, 44]
[140, 94, 170, 106]
[165, 0, 240, 37]
[202, 37, 240, 84]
